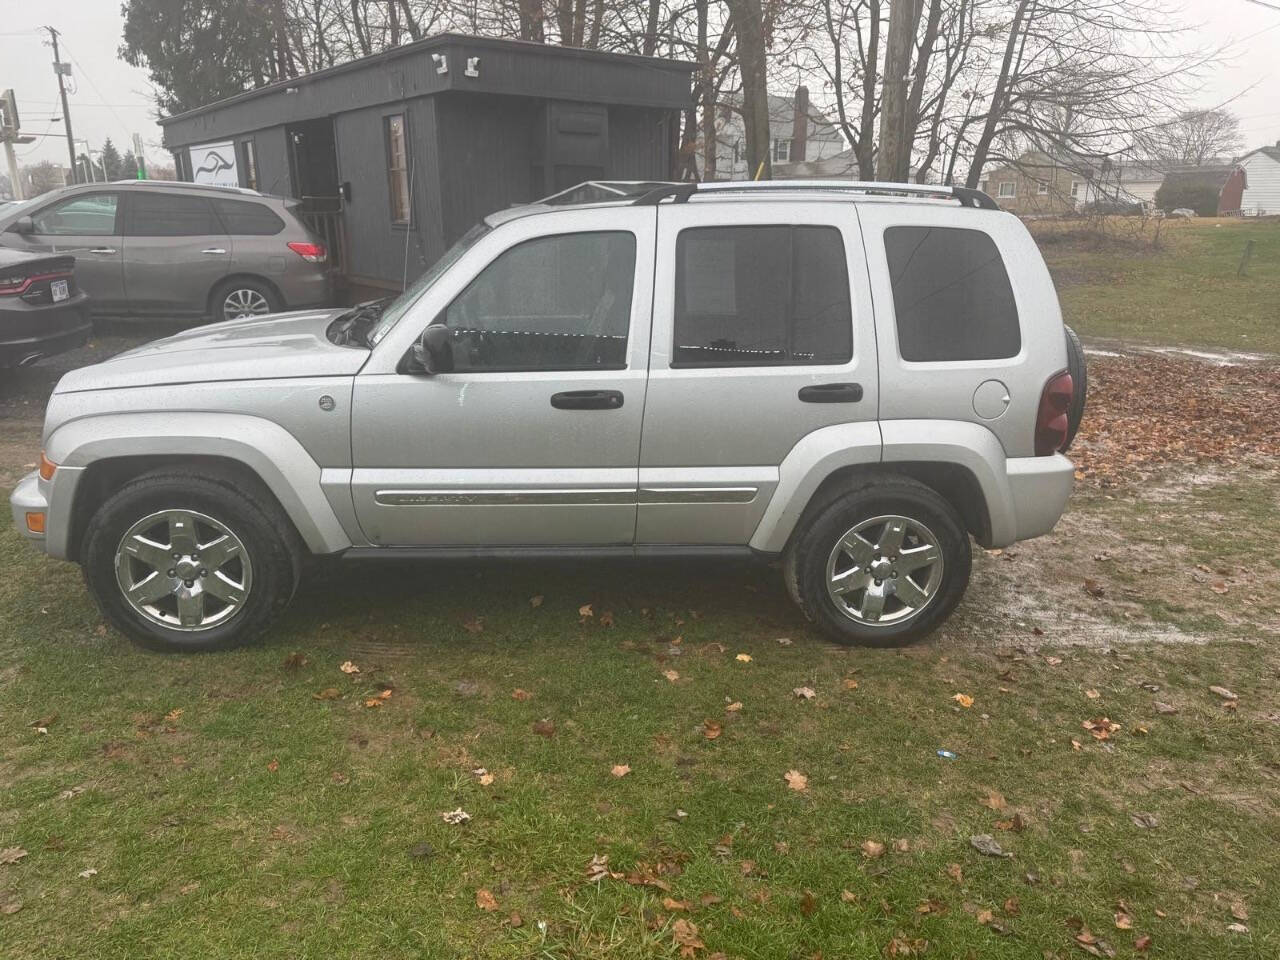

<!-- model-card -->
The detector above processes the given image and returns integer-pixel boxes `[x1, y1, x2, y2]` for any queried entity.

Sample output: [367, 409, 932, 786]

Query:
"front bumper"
[9, 471, 48, 551]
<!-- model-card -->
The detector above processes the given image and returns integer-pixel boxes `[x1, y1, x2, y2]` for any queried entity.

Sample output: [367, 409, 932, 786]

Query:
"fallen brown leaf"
[861, 840, 886, 859]
[703, 719, 722, 740]
[610, 764, 631, 778]
[475, 888, 498, 911]
[952, 693, 975, 708]
[532, 719, 556, 738]
[672, 918, 704, 957]
[784, 769, 808, 791]
[313, 687, 341, 700]
[511, 688, 533, 701]
[0, 847, 28, 865]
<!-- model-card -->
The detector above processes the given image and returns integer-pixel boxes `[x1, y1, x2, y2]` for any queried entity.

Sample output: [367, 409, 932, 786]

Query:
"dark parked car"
[0, 247, 91, 367]
[0, 182, 331, 323]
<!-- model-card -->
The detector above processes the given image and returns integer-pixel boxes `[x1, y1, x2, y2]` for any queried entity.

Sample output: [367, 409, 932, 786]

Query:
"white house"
[1236, 144, 1280, 217]
[702, 87, 846, 181]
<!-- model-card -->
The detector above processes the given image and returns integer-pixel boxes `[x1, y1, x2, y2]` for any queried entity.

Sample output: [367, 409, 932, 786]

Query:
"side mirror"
[412, 323, 454, 375]
[11, 216, 34, 235]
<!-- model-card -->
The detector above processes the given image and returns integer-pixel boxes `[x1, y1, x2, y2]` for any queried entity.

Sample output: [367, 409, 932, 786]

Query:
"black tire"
[211, 277, 280, 322]
[1063, 324, 1088, 451]
[784, 476, 971, 647]
[81, 469, 301, 652]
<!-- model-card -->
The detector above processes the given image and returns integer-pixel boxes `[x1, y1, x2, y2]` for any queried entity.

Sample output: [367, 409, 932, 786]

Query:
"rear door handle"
[550, 389, 624, 410]
[89, 247, 117, 255]
[798, 382, 863, 403]
[201, 248, 227, 255]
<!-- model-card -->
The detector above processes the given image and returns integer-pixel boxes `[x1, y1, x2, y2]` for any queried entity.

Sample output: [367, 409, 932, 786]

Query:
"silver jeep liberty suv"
[11, 180, 1085, 652]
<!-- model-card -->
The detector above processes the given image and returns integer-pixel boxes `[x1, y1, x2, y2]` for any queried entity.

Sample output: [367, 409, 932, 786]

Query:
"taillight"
[1035, 370, 1074, 456]
[287, 241, 327, 263]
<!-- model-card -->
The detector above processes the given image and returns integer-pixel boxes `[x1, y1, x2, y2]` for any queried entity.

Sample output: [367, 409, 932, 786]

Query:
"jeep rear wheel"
[786, 477, 971, 646]
[82, 470, 300, 652]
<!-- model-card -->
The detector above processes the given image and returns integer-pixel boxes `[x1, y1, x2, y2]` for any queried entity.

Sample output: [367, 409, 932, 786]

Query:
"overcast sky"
[3, 0, 1278, 175]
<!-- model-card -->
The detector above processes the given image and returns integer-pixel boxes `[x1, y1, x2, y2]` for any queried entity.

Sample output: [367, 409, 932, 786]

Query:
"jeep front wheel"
[786, 477, 971, 646]
[82, 470, 300, 652]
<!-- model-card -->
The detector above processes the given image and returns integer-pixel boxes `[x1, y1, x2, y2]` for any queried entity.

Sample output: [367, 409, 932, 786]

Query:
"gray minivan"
[0, 181, 331, 322]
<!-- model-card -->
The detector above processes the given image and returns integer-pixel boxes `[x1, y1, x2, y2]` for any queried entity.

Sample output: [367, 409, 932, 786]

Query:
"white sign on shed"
[188, 141, 238, 186]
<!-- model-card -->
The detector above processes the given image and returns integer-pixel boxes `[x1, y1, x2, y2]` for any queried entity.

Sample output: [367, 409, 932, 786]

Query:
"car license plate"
[51, 279, 69, 302]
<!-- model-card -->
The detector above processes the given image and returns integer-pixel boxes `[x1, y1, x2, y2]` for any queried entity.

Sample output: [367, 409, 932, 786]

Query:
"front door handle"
[550, 389, 624, 410]
[201, 247, 227, 255]
[798, 382, 864, 403]
[89, 247, 117, 255]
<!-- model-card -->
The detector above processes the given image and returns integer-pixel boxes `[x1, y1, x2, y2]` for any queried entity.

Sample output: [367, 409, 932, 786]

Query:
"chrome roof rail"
[629, 179, 999, 210]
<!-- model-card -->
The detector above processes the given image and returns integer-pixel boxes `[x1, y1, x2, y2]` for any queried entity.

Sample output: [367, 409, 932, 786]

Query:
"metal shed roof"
[160, 34, 695, 147]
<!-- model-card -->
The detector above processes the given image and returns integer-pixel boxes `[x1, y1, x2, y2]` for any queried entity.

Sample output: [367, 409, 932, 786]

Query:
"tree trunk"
[725, 0, 771, 179]
[856, 0, 881, 180]
[520, 0, 546, 42]
[965, 0, 1032, 188]
[350, 1, 371, 55]
[398, 0, 422, 41]
[586, 0, 604, 47]
[642, 0, 661, 56]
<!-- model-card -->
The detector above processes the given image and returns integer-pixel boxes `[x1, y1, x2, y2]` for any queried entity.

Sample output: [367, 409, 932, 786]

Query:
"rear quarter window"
[884, 225, 1020, 362]
[213, 199, 286, 236]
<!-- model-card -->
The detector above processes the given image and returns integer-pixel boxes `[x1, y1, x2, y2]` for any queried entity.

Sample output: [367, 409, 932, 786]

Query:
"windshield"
[368, 223, 490, 345]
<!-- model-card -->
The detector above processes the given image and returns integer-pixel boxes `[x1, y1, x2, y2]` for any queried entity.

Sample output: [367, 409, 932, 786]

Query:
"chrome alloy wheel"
[825, 514, 944, 625]
[223, 287, 270, 320]
[114, 510, 253, 631]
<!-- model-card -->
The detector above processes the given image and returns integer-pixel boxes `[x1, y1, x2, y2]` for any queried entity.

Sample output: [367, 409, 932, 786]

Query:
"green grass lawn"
[1039, 218, 1280, 353]
[1, 472, 1277, 958]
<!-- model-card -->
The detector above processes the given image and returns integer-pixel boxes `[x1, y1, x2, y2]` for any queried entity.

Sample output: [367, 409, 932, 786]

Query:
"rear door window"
[673, 225, 852, 366]
[213, 199, 285, 235]
[128, 192, 220, 237]
[884, 225, 1020, 361]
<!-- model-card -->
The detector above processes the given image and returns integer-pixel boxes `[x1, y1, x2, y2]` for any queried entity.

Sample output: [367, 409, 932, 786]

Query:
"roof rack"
[631, 179, 999, 210]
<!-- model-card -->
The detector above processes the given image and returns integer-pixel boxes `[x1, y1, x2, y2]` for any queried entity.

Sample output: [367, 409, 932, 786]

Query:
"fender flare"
[748, 421, 882, 554]
[748, 419, 1020, 554]
[877, 420, 1018, 546]
[44, 412, 353, 558]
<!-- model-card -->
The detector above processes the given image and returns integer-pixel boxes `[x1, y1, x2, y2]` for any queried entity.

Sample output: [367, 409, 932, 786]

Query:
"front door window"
[32, 193, 120, 236]
[441, 231, 636, 372]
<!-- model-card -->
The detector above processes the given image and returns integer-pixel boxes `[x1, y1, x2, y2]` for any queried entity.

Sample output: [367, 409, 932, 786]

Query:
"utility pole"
[44, 25, 77, 183]
[877, 0, 921, 182]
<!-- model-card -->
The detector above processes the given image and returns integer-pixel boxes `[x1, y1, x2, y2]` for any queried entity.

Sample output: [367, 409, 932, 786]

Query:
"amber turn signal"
[39, 452, 57, 481]
[26, 512, 46, 534]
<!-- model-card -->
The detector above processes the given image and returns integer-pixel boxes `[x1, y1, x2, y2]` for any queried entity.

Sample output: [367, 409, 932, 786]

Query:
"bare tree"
[1136, 108, 1244, 166]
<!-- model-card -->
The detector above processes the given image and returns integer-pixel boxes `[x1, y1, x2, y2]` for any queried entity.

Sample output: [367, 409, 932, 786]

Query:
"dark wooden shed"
[159, 34, 694, 296]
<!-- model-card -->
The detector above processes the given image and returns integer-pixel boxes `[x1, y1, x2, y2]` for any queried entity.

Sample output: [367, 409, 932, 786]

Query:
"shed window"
[997, 181, 1016, 198]
[385, 114, 411, 225]
[238, 140, 258, 190]
[773, 138, 793, 163]
[1037, 181, 1049, 195]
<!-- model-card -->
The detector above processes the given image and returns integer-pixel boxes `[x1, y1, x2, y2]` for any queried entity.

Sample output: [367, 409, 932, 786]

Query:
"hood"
[55, 308, 368, 393]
